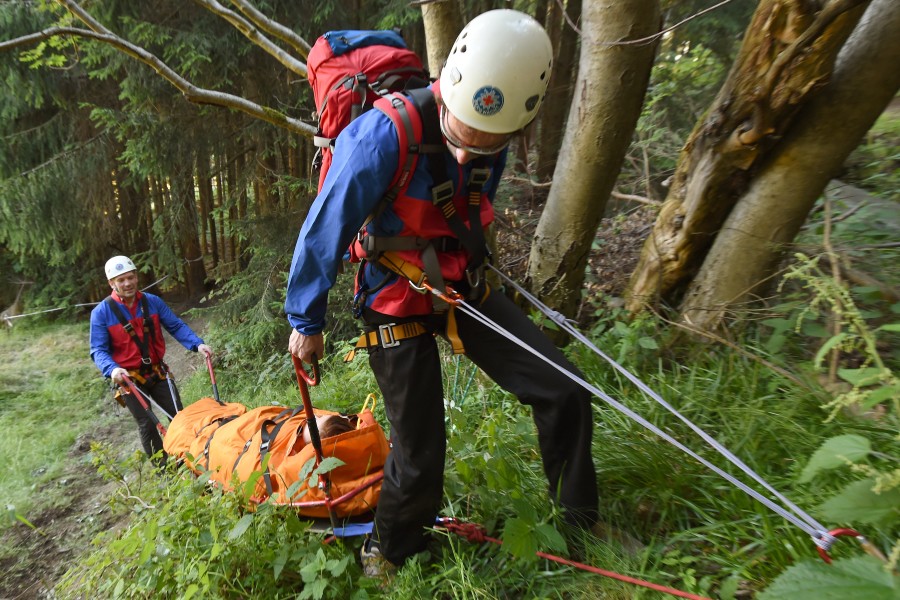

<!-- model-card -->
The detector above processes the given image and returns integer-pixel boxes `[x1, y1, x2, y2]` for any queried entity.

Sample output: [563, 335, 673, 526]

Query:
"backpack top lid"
[319, 30, 409, 57]
[307, 29, 420, 93]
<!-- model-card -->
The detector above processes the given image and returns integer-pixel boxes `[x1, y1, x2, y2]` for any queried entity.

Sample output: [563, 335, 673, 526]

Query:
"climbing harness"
[382, 259, 877, 564]
[343, 321, 430, 362]
[106, 294, 182, 415]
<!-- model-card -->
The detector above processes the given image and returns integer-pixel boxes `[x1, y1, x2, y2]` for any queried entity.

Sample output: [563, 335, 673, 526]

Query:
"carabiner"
[816, 528, 888, 565]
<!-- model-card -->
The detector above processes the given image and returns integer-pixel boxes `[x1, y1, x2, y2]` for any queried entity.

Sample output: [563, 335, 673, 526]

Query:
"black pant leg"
[147, 376, 183, 420]
[123, 386, 164, 459]
[455, 291, 599, 527]
[368, 333, 446, 565]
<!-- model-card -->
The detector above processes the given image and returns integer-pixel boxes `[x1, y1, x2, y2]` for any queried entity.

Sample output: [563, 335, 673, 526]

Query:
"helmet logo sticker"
[472, 86, 504, 116]
[115, 263, 124, 272]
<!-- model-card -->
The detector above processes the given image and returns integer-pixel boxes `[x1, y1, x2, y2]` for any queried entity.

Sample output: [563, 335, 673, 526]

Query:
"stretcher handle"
[292, 354, 323, 462]
[290, 354, 340, 536]
[205, 353, 223, 404]
[292, 353, 320, 386]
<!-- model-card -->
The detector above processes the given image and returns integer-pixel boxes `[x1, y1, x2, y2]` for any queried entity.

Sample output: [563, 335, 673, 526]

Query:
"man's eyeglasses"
[440, 108, 513, 156]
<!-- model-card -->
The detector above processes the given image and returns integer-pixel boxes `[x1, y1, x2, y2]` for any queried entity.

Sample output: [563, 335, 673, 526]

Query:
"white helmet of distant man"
[105, 255, 137, 280]
[439, 9, 553, 134]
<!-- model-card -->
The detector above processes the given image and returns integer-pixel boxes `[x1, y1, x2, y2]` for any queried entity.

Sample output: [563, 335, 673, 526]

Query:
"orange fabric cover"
[162, 400, 389, 517]
[162, 397, 247, 469]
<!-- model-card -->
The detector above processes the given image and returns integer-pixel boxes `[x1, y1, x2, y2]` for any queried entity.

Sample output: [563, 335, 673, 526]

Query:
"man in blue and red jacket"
[286, 10, 599, 576]
[90, 255, 212, 463]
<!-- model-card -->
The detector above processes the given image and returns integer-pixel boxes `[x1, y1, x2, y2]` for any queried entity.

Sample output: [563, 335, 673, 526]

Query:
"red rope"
[437, 519, 712, 600]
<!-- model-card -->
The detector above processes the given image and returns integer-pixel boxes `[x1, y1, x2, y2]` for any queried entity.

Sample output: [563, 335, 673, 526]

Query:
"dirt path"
[0, 310, 208, 600]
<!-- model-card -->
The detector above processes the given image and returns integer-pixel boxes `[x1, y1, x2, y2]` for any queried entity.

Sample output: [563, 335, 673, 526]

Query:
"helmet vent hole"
[460, 44, 467, 53]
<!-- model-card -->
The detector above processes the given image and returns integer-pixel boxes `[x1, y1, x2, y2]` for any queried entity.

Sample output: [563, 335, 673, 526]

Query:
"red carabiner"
[817, 528, 887, 565]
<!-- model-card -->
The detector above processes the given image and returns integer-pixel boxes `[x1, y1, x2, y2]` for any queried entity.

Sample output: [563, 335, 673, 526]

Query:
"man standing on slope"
[90, 255, 212, 465]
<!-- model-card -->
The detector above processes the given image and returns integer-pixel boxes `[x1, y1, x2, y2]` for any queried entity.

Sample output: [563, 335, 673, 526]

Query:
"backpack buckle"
[431, 180, 454, 205]
[378, 323, 400, 348]
[468, 167, 491, 187]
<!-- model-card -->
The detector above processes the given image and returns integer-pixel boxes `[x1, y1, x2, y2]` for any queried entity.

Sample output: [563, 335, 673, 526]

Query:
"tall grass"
[0, 321, 114, 521]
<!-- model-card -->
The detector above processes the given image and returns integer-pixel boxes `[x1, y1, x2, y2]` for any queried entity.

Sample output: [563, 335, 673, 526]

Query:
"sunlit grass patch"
[0, 322, 110, 521]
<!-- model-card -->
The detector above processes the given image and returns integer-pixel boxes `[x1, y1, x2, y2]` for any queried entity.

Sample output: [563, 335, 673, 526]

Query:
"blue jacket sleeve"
[89, 304, 117, 378]
[285, 111, 399, 334]
[148, 294, 204, 351]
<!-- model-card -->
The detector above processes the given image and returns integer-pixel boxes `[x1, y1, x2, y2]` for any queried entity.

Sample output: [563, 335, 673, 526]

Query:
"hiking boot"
[360, 537, 397, 579]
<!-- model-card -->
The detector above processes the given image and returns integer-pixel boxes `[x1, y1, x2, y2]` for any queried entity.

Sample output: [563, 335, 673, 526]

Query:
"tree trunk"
[420, 1, 462, 77]
[197, 151, 219, 268]
[527, 0, 660, 317]
[626, 0, 871, 313]
[536, 0, 582, 182]
[173, 169, 207, 298]
[680, 0, 900, 330]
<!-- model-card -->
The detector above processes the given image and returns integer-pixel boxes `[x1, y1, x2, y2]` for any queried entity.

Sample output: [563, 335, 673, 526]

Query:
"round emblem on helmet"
[472, 86, 504, 116]
[116, 264, 124, 271]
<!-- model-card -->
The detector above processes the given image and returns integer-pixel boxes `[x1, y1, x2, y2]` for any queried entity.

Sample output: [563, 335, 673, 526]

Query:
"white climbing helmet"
[105, 255, 137, 280]
[439, 9, 553, 134]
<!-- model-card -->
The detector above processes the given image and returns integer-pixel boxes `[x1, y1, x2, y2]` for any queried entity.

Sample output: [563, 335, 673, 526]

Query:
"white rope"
[4, 275, 170, 321]
[440, 269, 833, 542]
[118, 381, 175, 422]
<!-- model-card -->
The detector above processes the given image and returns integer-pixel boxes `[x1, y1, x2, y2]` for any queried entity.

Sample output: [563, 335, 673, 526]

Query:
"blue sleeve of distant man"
[89, 303, 117, 378]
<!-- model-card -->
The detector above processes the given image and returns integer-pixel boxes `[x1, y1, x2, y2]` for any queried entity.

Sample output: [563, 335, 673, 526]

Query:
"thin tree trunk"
[173, 168, 207, 297]
[527, 0, 660, 317]
[420, 1, 462, 77]
[536, 0, 581, 182]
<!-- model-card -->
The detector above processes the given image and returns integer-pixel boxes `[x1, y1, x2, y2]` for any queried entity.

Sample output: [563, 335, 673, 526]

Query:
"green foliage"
[759, 555, 899, 600]
[799, 434, 871, 483]
[57, 449, 359, 599]
[760, 249, 900, 593]
[841, 111, 900, 199]
[781, 254, 899, 418]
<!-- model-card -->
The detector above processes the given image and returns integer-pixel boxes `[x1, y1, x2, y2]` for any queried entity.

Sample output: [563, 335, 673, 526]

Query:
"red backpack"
[307, 29, 429, 192]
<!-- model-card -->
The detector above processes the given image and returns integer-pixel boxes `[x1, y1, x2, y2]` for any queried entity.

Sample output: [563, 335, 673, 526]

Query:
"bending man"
[286, 10, 598, 575]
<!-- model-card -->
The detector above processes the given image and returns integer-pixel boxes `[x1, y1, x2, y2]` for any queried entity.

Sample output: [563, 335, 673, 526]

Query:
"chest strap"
[105, 295, 160, 374]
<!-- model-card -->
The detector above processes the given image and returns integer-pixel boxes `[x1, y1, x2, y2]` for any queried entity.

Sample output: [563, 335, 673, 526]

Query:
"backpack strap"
[260, 406, 306, 497]
[230, 407, 293, 475]
[197, 414, 241, 470]
[367, 89, 493, 304]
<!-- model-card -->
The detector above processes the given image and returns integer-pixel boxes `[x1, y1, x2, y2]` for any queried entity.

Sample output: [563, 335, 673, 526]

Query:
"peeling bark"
[626, 0, 870, 312]
[680, 0, 900, 330]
